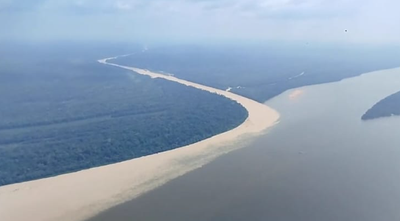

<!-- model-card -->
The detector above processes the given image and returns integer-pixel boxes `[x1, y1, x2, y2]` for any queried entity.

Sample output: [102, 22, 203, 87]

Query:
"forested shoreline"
[0, 48, 248, 186]
[114, 45, 400, 102]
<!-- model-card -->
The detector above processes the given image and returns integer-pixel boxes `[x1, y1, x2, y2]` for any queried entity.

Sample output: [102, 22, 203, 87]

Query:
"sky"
[1, 0, 399, 45]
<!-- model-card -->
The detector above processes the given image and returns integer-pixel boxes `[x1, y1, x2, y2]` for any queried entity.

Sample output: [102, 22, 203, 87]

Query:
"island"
[362, 90, 400, 120]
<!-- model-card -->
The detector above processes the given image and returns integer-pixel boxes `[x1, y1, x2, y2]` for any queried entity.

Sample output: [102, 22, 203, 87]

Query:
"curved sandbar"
[0, 56, 280, 221]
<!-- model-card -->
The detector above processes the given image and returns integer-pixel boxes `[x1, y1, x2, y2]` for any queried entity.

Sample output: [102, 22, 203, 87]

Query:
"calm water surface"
[89, 68, 400, 221]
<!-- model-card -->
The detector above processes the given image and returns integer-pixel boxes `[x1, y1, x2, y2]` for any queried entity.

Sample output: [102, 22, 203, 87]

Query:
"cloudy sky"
[1, 0, 399, 44]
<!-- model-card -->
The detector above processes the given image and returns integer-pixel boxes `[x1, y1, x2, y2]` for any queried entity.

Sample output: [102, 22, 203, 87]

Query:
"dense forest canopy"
[0, 44, 248, 186]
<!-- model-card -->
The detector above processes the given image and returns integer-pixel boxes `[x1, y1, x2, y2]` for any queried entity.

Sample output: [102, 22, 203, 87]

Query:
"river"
[88, 67, 400, 221]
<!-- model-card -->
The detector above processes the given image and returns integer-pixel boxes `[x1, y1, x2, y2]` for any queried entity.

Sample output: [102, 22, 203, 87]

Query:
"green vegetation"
[362, 91, 400, 120]
[0, 46, 248, 186]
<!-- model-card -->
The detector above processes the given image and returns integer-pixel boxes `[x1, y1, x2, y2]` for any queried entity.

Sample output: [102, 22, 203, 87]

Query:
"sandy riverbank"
[0, 56, 280, 221]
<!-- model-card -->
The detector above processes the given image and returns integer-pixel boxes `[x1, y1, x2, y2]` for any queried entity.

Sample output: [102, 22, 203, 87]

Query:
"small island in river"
[362, 90, 400, 120]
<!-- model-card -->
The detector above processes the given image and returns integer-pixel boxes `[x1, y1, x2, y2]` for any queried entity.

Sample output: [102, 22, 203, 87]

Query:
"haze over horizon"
[1, 0, 399, 45]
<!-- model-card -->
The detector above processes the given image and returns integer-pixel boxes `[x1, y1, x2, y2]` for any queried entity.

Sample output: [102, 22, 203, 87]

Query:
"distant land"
[0, 44, 247, 186]
[362, 90, 400, 120]
[115, 44, 400, 102]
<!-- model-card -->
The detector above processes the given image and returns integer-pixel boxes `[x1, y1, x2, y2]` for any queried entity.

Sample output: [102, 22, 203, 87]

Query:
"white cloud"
[115, 1, 133, 10]
[1, 0, 400, 45]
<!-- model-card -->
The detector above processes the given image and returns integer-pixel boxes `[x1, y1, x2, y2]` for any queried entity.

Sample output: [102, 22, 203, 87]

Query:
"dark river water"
[88, 68, 400, 221]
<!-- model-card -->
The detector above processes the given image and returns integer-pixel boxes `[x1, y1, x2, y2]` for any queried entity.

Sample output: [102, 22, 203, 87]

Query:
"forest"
[0, 44, 248, 186]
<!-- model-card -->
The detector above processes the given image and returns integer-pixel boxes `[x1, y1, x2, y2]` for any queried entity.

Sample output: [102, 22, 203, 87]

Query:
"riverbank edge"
[0, 56, 280, 221]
